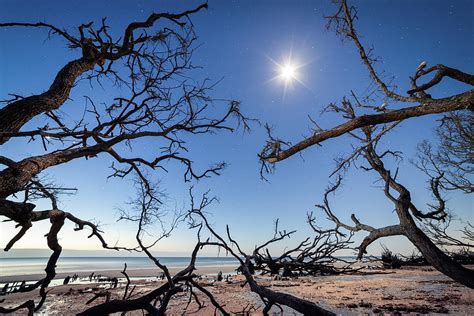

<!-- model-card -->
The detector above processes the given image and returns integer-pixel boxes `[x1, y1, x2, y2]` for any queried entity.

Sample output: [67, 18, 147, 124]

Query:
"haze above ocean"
[0, 256, 239, 277]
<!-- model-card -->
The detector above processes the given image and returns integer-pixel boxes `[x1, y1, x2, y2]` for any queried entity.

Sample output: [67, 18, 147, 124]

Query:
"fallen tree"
[77, 187, 339, 315]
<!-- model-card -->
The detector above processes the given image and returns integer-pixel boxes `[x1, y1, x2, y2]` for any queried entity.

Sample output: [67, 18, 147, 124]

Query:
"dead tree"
[252, 219, 357, 277]
[77, 184, 230, 315]
[186, 191, 336, 316]
[303, 105, 473, 288]
[77, 187, 339, 315]
[259, 0, 473, 288]
[259, 0, 473, 165]
[318, 101, 473, 286]
[0, 3, 250, 313]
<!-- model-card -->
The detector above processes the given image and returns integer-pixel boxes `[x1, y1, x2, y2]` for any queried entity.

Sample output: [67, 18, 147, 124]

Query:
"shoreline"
[0, 264, 238, 283]
[1, 265, 473, 315]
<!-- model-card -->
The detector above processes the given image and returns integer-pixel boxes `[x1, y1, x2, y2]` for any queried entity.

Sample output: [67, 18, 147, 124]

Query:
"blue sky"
[0, 0, 472, 257]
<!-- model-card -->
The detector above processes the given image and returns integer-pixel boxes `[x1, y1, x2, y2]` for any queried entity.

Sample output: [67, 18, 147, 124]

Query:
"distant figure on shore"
[63, 276, 71, 285]
[217, 271, 223, 282]
[111, 277, 118, 288]
[1, 282, 9, 294]
[158, 272, 165, 280]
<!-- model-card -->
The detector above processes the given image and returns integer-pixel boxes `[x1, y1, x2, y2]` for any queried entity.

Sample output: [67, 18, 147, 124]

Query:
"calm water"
[0, 256, 239, 277]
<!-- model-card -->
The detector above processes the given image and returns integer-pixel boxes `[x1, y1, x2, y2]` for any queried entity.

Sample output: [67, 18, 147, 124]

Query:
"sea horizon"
[0, 254, 363, 278]
[0, 256, 240, 278]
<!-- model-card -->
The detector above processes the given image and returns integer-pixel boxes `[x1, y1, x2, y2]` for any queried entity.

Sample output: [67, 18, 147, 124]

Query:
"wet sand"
[0, 265, 237, 283]
[1, 266, 473, 315]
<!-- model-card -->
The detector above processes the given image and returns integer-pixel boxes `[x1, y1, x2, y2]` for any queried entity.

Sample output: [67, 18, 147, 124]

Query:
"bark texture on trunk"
[0, 142, 104, 199]
[266, 90, 474, 163]
[0, 58, 95, 145]
[242, 264, 335, 315]
[396, 193, 474, 288]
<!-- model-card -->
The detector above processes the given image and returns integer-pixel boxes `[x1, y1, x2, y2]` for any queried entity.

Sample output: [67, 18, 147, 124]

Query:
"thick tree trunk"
[396, 195, 474, 288]
[0, 58, 95, 145]
[0, 142, 106, 199]
[361, 139, 474, 288]
[405, 224, 474, 288]
[242, 264, 335, 315]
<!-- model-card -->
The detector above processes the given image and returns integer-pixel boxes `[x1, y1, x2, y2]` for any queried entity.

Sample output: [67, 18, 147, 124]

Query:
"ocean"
[0, 256, 239, 277]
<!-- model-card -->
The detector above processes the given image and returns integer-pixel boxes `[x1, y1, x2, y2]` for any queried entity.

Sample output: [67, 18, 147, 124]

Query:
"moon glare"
[280, 63, 297, 82]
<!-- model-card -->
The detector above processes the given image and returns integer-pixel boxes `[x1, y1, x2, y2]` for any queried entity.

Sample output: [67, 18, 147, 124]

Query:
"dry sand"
[1, 265, 473, 315]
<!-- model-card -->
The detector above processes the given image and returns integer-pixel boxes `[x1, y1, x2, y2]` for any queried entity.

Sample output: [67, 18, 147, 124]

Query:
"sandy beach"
[1, 0, 473, 314]
[0, 265, 238, 283]
[1, 265, 473, 315]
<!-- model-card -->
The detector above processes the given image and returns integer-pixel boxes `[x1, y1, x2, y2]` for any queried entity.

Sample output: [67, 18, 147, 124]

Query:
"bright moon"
[267, 54, 306, 93]
[280, 64, 297, 81]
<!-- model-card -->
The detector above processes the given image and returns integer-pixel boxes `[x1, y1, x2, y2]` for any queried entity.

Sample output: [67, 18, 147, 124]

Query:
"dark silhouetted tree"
[260, 0, 473, 288]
